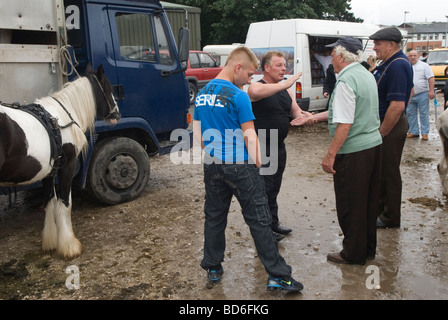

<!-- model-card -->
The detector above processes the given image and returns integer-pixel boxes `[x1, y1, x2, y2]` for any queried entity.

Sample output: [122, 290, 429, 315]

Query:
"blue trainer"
[207, 266, 223, 283]
[267, 275, 303, 292]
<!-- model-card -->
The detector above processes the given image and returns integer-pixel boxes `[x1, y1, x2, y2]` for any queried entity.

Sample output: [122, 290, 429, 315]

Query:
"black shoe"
[272, 224, 292, 235]
[207, 266, 223, 283]
[376, 217, 400, 229]
[267, 275, 303, 292]
[274, 232, 285, 242]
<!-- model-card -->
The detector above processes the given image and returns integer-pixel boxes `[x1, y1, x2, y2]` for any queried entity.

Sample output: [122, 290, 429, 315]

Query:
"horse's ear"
[85, 63, 93, 75]
[96, 65, 105, 81]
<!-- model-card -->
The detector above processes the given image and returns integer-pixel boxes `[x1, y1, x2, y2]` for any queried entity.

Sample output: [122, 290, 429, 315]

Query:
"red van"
[185, 50, 223, 104]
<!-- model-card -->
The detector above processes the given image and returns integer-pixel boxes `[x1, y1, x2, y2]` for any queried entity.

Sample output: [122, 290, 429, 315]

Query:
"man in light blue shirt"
[406, 50, 435, 140]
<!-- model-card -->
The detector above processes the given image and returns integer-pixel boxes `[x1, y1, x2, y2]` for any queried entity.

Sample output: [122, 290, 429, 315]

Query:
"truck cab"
[0, 0, 191, 205]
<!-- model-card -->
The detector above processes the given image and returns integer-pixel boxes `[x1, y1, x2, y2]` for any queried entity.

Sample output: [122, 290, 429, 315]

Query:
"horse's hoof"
[57, 239, 82, 260]
[42, 242, 57, 253]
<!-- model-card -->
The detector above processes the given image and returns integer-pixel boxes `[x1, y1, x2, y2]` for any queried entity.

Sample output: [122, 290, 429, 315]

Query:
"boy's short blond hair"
[226, 47, 258, 69]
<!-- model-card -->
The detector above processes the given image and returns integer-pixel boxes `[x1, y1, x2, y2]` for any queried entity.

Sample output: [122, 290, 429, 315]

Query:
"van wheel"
[189, 82, 198, 104]
[87, 137, 150, 205]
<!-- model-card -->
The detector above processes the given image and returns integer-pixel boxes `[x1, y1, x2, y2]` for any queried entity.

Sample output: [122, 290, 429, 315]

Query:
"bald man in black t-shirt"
[248, 51, 313, 240]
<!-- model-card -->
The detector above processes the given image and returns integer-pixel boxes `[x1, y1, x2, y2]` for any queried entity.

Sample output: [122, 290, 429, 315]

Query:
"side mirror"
[178, 27, 190, 63]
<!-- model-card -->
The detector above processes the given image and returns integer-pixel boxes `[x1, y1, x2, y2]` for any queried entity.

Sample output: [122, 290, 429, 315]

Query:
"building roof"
[400, 22, 448, 34]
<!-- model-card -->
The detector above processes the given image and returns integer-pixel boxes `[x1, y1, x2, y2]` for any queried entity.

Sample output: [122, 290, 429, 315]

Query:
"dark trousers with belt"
[333, 145, 382, 264]
[200, 155, 292, 278]
[378, 113, 408, 227]
[261, 140, 287, 228]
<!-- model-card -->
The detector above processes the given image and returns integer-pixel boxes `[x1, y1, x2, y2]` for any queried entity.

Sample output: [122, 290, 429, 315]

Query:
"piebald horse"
[437, 108, 448, 196]
[0, 65, 120, 259]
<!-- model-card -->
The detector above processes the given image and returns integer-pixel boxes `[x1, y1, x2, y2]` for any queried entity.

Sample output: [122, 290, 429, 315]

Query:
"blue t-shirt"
[372, 51, 413, 120]
[193, 79, 255, 162]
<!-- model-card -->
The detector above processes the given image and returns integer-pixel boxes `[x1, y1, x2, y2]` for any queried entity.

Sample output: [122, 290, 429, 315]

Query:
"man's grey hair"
[334, 45, 363, 63]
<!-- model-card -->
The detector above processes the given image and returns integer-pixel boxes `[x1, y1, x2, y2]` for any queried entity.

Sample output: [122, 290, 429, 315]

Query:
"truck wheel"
[189, 82, 198, 104]
[87, 137, 150, 205]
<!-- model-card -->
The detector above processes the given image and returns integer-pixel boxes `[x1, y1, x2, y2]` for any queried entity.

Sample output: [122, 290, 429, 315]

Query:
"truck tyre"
[189, 82, 198, 104]
[87, 137, 150, 205]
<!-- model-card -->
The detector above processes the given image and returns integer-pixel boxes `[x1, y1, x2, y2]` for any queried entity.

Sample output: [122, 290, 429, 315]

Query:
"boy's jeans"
[200, 158, 292, 278]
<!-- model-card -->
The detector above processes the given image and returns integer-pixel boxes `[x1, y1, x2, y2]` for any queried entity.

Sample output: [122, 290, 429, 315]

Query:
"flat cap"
[325, 36, 363, 55]
[369, 27, 402, 43]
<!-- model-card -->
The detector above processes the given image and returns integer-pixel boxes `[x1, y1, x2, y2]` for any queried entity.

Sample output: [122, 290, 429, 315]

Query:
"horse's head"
[86, 65, 121, 125]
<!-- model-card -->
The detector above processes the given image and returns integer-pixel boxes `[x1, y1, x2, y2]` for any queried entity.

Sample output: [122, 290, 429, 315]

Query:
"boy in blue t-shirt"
[193, 47, 303, 292]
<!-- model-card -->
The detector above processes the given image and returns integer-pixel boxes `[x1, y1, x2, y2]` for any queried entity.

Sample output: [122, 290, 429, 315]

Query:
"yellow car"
[427, 48, 448, 89]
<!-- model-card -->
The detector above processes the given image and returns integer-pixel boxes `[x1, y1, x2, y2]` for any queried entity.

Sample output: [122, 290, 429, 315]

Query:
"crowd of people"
[192, 26, 443, 293]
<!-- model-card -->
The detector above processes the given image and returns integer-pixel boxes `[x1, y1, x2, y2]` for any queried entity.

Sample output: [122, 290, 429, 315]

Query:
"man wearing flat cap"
[369, 27, 414, 229]
[293, 36, 382, 265]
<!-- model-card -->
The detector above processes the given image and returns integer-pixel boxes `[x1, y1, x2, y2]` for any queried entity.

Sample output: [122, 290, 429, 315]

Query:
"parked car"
[203, 43, 244, 67]
[427, 48, 448, 89]
[185, 50, 223, 104]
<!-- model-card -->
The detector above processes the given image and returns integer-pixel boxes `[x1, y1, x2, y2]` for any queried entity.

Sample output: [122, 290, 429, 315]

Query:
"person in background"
[293, 37, 382, 265]
[367, 55, 378, 72]
[248, 51, 313, 241]
[369, 27, 414, 229]
[193, 46, 303, 292]
[323, 64, 336, 110]
[406, 50, 435, 141]
[420, 52, 428, 62]
[312, 48, 333, 77]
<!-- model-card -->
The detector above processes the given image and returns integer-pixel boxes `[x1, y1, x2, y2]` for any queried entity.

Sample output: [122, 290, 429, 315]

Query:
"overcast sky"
[349, 0, 448, 26]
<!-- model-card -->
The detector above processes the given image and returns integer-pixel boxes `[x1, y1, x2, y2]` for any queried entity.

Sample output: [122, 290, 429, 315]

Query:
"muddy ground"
[1, 95, 448, 301]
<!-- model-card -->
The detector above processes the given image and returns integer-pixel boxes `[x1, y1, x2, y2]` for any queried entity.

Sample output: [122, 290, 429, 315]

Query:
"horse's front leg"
[438, 155, 448, 196]
[55, 145, 82, 259]
[42, 177, 58, 252]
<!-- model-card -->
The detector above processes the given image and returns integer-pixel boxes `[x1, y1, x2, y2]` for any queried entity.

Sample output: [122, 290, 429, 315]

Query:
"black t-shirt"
[251, 80, 292, 143]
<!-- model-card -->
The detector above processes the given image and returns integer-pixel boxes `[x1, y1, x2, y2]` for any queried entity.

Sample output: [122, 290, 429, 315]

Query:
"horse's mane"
[35, 76, 96, 156]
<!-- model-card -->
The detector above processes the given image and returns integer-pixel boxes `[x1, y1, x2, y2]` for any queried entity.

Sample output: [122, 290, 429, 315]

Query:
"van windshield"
[427, 50, 448, 66]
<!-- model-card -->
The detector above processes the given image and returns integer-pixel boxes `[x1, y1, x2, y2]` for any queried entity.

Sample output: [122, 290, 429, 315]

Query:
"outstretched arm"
[248, 73, 302, 102]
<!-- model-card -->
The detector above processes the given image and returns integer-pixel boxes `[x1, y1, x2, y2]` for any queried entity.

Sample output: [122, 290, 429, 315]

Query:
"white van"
[245, 19, 381, 112]
[203, 43, 244, 67]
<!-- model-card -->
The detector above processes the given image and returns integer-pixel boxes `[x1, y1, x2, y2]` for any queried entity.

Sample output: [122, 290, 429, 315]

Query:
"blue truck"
[0, 0, 191, 205]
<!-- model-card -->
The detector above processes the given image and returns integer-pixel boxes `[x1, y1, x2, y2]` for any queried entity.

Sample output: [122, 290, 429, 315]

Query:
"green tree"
[170, 0, 362, 46]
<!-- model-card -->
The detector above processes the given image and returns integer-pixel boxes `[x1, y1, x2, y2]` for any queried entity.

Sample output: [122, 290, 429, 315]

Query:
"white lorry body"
[245, 19, 381, 112]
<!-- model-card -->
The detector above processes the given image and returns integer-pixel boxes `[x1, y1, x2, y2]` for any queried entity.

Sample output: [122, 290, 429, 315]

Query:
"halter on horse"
[0, 65, 121, 259]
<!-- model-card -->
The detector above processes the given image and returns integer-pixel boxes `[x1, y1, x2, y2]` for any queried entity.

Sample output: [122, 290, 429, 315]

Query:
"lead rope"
[59, 44, 81, 78]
